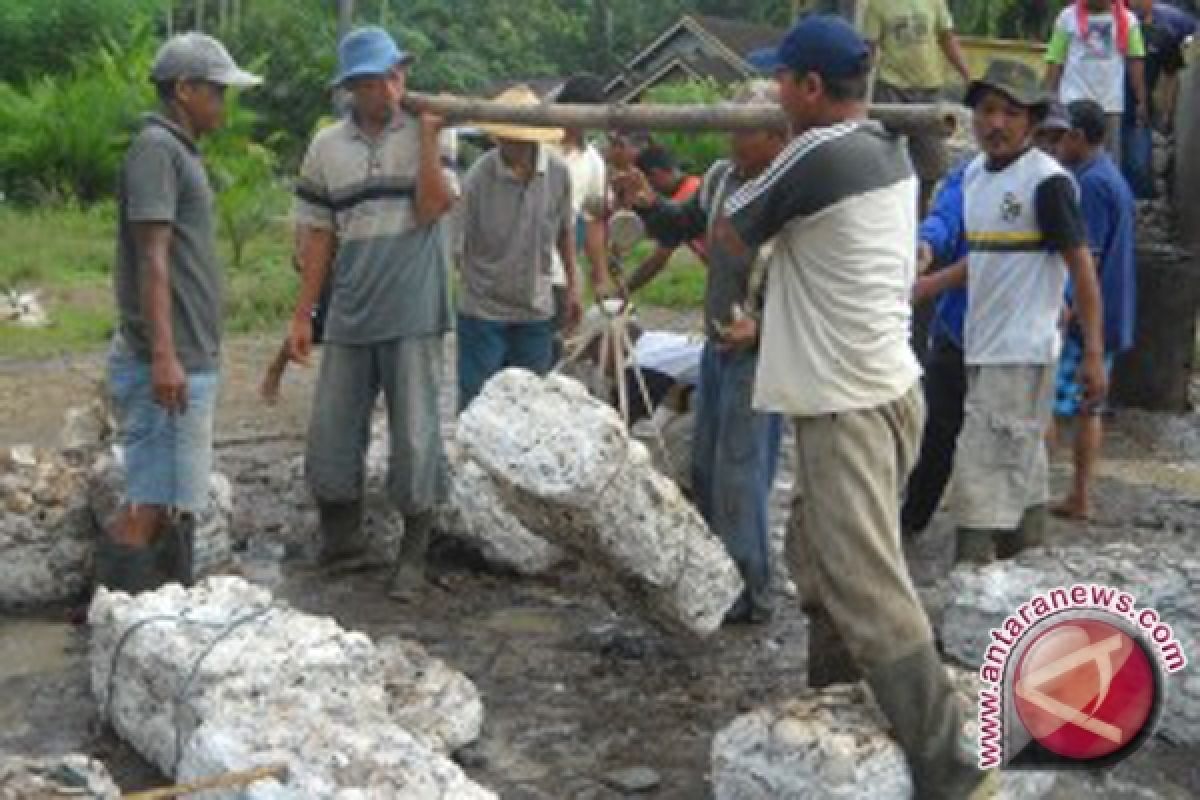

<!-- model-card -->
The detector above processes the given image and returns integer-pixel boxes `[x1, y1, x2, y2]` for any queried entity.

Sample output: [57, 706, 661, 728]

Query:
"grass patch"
[0, 205, 707, 358]
[0, 203, 115, 289]
[0, 205, 296, 358]
[609, 242, 706, 309]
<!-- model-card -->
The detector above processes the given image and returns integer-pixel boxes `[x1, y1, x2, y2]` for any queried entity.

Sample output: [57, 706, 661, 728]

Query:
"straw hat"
[475, 85, 564, 143]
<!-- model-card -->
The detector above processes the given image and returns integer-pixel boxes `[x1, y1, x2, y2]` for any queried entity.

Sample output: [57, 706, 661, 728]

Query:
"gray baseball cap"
[151, 33, 262, 88]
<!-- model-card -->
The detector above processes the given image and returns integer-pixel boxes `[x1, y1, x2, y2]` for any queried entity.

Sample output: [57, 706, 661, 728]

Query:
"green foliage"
[0, 0, 168, 86]
[0, 31, 158, 205]
[622, 243, 707, 309]
[213, 0, 338, 168]
[644, 79, 729, 176]
[950, 0, 1068, 40]
[204, 91, 290, 271]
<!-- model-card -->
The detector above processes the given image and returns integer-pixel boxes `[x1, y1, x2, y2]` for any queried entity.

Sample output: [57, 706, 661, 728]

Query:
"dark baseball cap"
[754, 15, 870, 80]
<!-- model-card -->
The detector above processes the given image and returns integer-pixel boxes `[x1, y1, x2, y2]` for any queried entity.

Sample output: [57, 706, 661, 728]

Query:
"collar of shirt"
[495, 144, 549, 180]
[346, 107, 409, 143]
[143, 112, 198, 154]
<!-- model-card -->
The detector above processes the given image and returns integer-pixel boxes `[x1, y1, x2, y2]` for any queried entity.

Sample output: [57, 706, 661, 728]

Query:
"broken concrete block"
[940, 540, 1200, 744]
[89, 576, 492, 798]
[89, 451, 234, 580]
[0, 446, 93, 608]
[710, 676, 1061, 800]
[436, 445, 565, 576]
[0, 754, 120, 800]
[458, 369, 742, 636]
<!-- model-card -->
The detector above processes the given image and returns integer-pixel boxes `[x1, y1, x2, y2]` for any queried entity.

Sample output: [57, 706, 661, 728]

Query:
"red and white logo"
[1011, 617, 1157, 761]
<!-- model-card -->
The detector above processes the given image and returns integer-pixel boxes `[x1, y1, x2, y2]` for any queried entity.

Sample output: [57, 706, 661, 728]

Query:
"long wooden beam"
[404, 91, 965, 138]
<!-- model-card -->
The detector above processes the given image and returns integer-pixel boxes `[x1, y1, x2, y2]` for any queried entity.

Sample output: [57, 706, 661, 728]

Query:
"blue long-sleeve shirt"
[1069, 153, 1138, 353]
[919, 161, 969, 348]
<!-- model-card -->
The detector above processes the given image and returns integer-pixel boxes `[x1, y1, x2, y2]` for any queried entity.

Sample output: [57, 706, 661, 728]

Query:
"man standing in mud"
[613, 81, 787, 625]
[721, 16, 992, 798]
[287, 27, 457, 597]
[913, 60, 1108, 564]
[101, 33, 261, 593]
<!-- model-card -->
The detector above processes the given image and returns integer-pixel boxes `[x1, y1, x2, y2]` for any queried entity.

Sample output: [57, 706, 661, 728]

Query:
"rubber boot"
[317, 500, 367, 566]
[806, 607, 862, 688]
[954, 528, 998, 566]
[156, 515, 196, 587]
[94, 535, 167, 595]
[996, 505, 1046, 561]
[867, 643, 997, 800]
[389, 511, 434, 598]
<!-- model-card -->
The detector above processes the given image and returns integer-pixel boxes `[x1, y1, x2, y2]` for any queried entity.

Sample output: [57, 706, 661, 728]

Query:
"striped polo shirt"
[726, 120, 921, 416]
[293, 110, 458, 344]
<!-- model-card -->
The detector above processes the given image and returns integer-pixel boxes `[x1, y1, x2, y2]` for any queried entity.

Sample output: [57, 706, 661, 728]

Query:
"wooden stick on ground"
[404, 91, 965, 138]
[122, 763, 288, 800]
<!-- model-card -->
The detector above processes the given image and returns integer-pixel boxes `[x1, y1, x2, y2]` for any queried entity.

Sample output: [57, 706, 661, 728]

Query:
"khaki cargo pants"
[785, 385, 936, 671]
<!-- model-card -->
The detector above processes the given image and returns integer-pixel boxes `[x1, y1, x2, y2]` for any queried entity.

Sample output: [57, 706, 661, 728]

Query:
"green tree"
[644, 79, 729, 176]
[0, 0, 169, 85]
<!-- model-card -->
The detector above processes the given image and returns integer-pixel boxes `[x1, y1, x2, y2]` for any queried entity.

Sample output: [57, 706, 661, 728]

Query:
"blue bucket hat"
[753, 14, 869, 80]
[333, 26, 412, 87]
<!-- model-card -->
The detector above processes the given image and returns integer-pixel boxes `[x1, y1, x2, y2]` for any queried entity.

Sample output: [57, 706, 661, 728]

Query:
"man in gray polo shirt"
[457, 85, 579, 410]
[288, 27, 457, 596]
[101, 33, 261, 593]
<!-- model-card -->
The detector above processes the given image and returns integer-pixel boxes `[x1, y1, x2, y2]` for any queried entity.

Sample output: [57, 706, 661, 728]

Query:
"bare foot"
[1050, 498, 1090, 521]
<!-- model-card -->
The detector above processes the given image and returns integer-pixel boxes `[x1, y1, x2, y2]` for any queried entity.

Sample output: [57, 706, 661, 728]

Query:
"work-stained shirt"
[726, 121, 922, 416]
[864, 0, 956, 90]
[293, 110, 457, 345]
[115, 113, 222, 371]
[459, 145, 573, 322]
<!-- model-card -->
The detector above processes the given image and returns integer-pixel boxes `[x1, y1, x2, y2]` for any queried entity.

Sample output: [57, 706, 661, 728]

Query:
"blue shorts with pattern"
[107, 334, 219, 512]
[1054, 336, 1114, 418]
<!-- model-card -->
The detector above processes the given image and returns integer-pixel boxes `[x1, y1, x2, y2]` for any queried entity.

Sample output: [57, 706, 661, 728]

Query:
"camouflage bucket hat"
[965, 58, 1053, 112]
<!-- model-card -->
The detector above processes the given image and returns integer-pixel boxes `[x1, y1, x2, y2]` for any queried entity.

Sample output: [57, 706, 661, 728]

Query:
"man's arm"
[921, 164, 968, 266]
[1128, 57, 1150, 126]
[558, 218, 582, 330]
[582, 217, 610, 297]
[414, 113, 455, 225]
[288, 225, 336, 364]
[134, 222, 187, 413]
[1036, 173, 1107, 404]
[1044, 22, 1070, 92]
[939, 30, 971, 84]
[912, 259, 966, 305]
[625, 245, 675, 294]
[1063, 244, 1108, 404]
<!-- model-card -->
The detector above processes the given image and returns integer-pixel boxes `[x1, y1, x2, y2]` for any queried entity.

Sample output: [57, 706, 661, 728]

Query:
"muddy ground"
[1, 327, 1199, 798]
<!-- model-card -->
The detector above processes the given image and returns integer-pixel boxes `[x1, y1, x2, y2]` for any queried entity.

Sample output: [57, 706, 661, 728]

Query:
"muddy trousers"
[786, 386, 981, 797]
[306, 336, 448, 512]
[692, 344, 783, 610]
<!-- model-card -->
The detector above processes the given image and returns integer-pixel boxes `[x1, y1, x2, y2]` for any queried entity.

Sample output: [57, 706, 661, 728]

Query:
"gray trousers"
[306, 336, 448, 513]
[785, 385, 935, 671]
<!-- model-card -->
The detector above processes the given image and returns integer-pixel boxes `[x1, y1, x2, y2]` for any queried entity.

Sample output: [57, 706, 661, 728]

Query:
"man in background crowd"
[1047, 99, 1137, 522]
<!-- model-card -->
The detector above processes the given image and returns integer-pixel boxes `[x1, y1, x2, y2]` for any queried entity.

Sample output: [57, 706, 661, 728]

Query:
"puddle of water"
[0, 618, 73, 682]
[482, 607, 567, 637]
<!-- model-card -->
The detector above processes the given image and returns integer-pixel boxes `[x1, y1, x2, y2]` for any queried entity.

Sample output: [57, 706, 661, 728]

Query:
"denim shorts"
[107, 333, 219, 512]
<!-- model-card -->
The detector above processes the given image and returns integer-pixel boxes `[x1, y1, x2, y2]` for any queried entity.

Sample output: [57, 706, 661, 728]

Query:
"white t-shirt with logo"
[1047, 8, 1146, 113]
